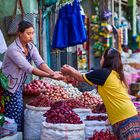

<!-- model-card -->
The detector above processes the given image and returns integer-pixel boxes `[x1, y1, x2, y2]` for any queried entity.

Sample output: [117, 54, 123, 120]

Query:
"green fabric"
[0, 70, 8, 90]
[0, 115, 5, 126]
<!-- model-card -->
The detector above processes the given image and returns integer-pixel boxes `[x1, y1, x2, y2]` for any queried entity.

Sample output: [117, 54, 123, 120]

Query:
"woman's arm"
[61, 65, 85, 82]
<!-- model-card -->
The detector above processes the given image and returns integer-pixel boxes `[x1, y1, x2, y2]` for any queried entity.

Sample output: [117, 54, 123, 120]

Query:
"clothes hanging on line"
[52, 0, 87, 49]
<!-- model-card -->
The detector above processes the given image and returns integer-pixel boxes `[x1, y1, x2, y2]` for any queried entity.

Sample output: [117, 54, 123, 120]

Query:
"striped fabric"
[112, 115, 140, 140]
[99, 22, 112, 48]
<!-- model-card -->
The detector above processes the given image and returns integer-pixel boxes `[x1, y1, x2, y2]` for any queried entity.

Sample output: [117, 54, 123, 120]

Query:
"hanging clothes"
[52, 0, 87, 49]
[68, 0, 87, 46]
[52, 6, 69, 49]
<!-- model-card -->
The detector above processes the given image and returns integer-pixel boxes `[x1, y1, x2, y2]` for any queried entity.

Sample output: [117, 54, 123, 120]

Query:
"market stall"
[23, 78, 117, 140]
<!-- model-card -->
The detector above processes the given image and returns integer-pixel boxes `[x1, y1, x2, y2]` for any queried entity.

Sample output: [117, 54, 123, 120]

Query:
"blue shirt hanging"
[52, 0, 87, 49]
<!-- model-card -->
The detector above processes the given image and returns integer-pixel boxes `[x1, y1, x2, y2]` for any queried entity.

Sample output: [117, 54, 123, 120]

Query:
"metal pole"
[38, 0, 43, 57]
[112, 0, 114, 25]
[118, 0, 121, 26]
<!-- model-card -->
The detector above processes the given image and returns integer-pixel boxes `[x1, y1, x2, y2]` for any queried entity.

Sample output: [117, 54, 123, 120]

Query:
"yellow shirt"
[83, 70, 137, 125]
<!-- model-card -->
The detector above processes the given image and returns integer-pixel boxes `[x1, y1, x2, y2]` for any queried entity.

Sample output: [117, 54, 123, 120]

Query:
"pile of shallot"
[92, 103, 106, 113]
[86, 115, 108, 121]
[64, 99, 85, 109]
[28, 94, 54, 107]
[89, 130, 117, 140]
[43, 101, 83, 124]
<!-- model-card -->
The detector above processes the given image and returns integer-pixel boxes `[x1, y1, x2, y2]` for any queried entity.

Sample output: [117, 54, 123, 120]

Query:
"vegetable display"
[45, 78, 83, 98]
[24, 80, 50, 95]
[43, 101, 83, 124]
[76, 92, 103, 109]
[44, 86, 69, 102]
[28, 94, 54, 107]
[89, 130, 117, 140]
[64, 99, 85, 109]
[86, 115, 108, 121]
[92, 103, 106, 113]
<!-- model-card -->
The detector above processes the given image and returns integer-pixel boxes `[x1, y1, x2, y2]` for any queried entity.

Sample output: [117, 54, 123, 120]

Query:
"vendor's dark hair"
[102, 48, 127, 87]
[18, 20, 34, 33]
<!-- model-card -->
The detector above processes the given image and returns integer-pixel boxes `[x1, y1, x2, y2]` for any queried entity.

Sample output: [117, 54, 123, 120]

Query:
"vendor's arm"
[39, 63, 64, 80]
[31, 46, 54, 74]
[39, 63, 54, 75]
[7, 49, 53, 78]
[32, 67, 53, 77]
[31, 46, 64, 80]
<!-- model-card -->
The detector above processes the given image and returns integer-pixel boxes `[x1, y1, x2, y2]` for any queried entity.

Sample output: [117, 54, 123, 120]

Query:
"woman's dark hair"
[102, 48, 127, 87]
[18, 20, 34, 33]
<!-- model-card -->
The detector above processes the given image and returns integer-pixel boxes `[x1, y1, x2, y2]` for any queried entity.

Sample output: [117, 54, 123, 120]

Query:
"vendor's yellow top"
[83, 70, 137, 125]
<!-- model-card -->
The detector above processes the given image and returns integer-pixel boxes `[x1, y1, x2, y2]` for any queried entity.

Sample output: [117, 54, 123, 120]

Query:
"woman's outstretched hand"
[61, 64, 76, 76]
[61, 65, 84, 82]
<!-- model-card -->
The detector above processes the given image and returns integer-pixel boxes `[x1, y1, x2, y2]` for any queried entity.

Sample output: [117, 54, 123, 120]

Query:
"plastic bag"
[41, 122, 85, 140]
[85, 119, 112, 139]
[73, 108, 91, 121]
[0, 117, 17, 138]
[24, 104, 50, 140]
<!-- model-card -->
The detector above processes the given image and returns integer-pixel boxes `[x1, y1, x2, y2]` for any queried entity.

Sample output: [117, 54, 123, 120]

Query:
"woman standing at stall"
[2, 20, 63, 131]
[61, 47, 140, 140]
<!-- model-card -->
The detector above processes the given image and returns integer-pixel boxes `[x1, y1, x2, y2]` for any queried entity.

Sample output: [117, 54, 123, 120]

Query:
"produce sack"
[73, 108, 91, 121]
[85, 120, 112, 139]
[40, 122, 85, 140]
[24, 104, 50, 140]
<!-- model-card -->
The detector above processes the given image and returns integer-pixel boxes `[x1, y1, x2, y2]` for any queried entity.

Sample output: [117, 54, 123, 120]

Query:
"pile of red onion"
[24, 80, 50, 94]
[89, 130, 117, 140]
[28, 94, 54, 107]
[86, 115, 108, 121]
[43, 101, 83, 124]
